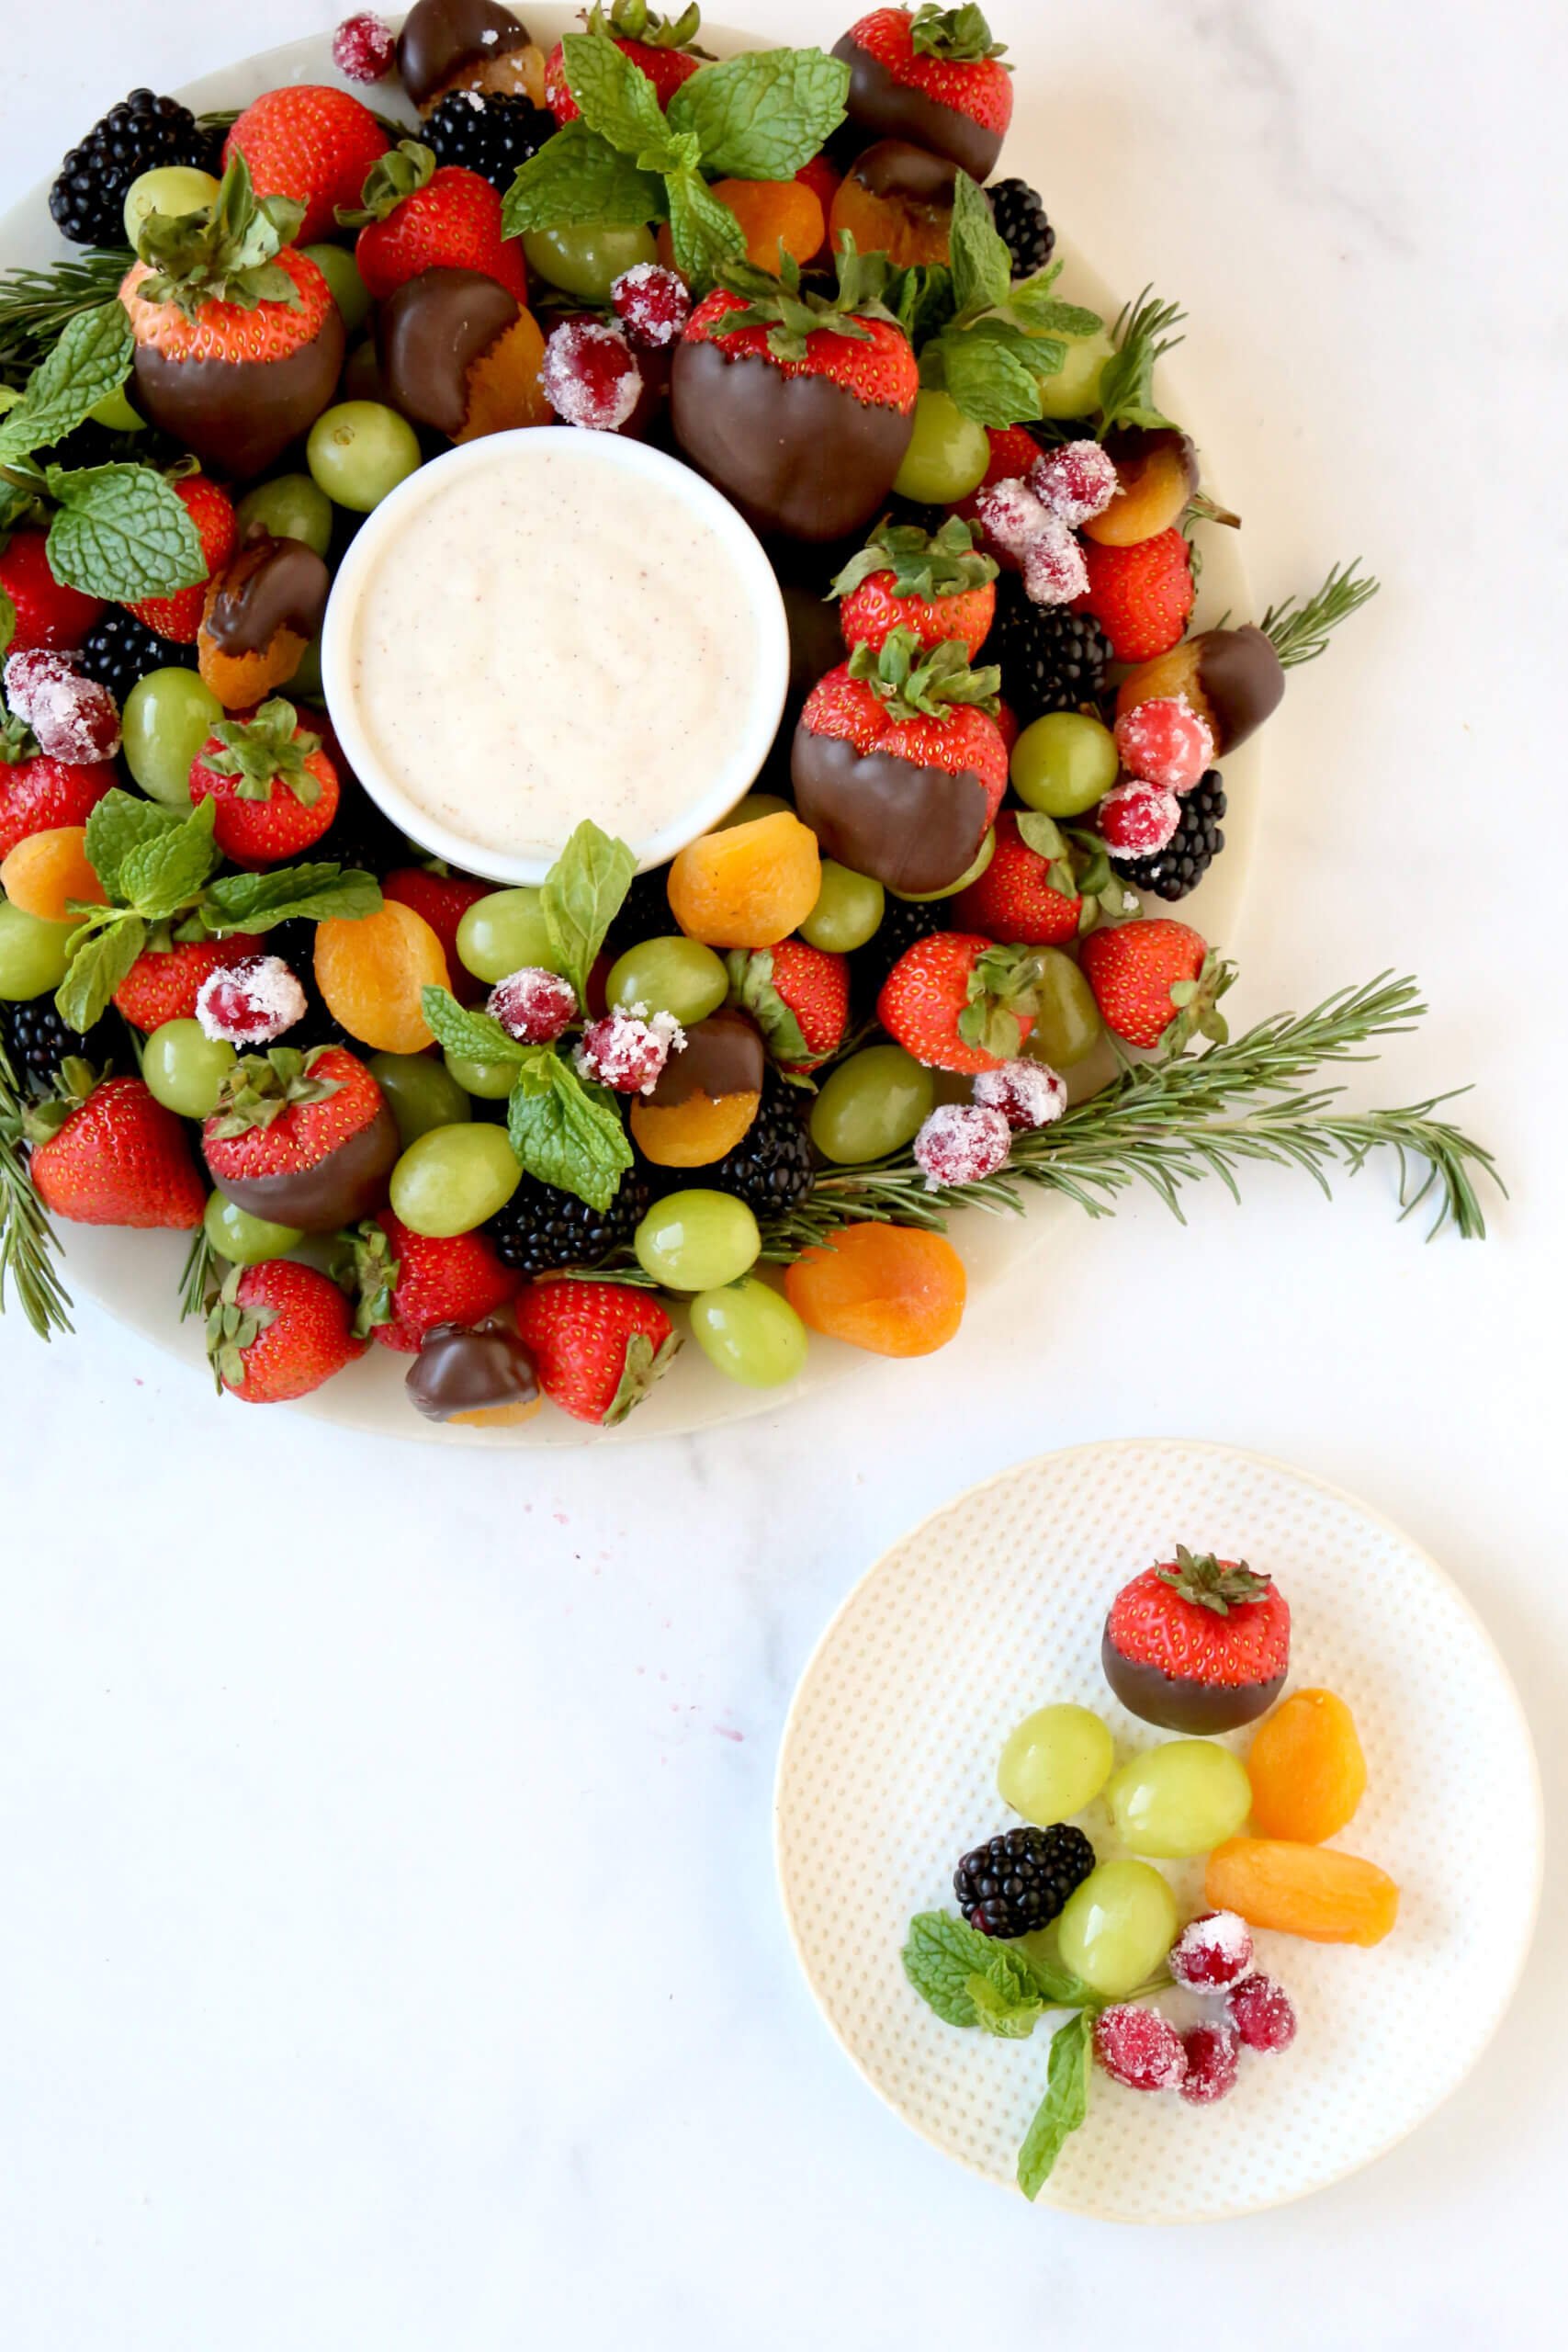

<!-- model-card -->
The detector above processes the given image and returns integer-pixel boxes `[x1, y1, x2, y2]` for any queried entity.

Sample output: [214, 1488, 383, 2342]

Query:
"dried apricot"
[668, 811, 821, 950]
[455, 309, 551, 440]
[1204, 1838, 1398, 1948]
[631, 1088, 760, 1168]
[0, 825, 106, 923]
[710, 177, 826, 271]
[1247, 1688, 1367, 1844]
[314, 900, 449, 1054]
[784, 1223, 966, 1357]
[829, 141, 955, 269]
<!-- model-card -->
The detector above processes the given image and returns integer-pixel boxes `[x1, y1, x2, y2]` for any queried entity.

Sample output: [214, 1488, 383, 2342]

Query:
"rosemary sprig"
[0, 251, 133, 387]
[178, 1223, 219, 1322]
[1261, 560, 1380, 668]
[0, 1035, 73, 1340]
[1094, 286, 1186, 438]
[757, 977, 1500, 1262]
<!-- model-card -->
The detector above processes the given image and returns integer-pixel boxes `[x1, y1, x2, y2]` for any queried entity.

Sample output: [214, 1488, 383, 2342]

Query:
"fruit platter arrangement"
[0, 3, 1499, 1438]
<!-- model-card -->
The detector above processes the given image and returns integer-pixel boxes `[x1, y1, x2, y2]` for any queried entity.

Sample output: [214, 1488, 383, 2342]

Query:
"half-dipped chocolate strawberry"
[832, 6, 1014, 181]
[202, 1044, 400, 1233]
[1102, 1548, 1292, 1733]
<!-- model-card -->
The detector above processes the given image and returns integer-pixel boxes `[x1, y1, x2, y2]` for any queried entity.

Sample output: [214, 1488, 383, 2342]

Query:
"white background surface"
[0, 2, 1563, 2344]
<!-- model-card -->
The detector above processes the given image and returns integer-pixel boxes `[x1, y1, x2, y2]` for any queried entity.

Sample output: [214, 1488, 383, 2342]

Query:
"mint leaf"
[116, 797, 220, 921]
[902, 1911, 1002, 2027]
[0, 303, 133, 465]
[507, 1057, 633, 1212]
[1009, 277, 1103, 340]
[665, 167, 747, 293]
[44, 464, 205, 602]
[502, 119, 667, 233]
[84, 789, 183, 901]
[56, 914, 146, 1033]
[1017, 2010, 1091, 2201]
[562, 30, 670, 155]
[966, 1972, 1044, 2040]
[667, 48, 850, 179]
[948, 171, 1011, 319]
[540, 820, 636, 1006]
[935, 323, 1045, 426]
[884, 260, 957, 344]
[202, 863, 383, 933]
[1017, 1948, 1093, 2008]
[420, 983, 528, 1066]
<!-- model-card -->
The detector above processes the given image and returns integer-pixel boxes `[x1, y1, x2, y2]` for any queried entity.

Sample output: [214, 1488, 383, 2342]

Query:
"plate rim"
[772, 1435, 1545, 2224]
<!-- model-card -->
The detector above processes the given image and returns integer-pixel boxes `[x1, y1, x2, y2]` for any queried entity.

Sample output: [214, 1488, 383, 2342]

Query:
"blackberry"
[986, 178, 1055, 278]
[989, 576, 1111, 720]
[604, 864, 675, 954]
[316, 775, 411, 880]
[423, 91, 557, 190]
[79, 609, 197, 704]
[953, 1824, 1096, 1939]
[50, 89, 215, 248]
[265, 919, 353, 1052]
[0, 997, 113, 1092]
[849, 892, 941, 1016]
[1111, 769, 1226, 902]
[704, 1071, 814, 1216]
[487, 1166, 650, 1277]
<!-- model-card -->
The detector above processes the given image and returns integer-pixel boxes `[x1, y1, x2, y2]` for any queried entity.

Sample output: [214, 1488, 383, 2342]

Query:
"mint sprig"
[200, 862, 383, 933]
[541, 819, 637, 1007]
[0, 301, 133, 465]
[1093, 287, 1185, 437]
[665, 45, 850, 178]
[1017, 2012, 1092, 2200]
[502, 118, 668, 233]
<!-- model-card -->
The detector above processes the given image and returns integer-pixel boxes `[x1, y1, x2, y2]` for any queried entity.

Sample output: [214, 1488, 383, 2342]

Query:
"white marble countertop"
[1, 3, 1563, 2343]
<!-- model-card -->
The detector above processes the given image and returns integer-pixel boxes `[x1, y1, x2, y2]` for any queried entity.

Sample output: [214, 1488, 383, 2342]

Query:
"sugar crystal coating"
[1168, 1908, 1254, 1992]
[575, 1005, 684, 1093]
[1179, 2019, 1241, 2106]
[1030, 440, 1119, 527]
[541, 319, 642, 432]
[488, 966, 578, 1045]
[1114, 694, 1215, 794]
[612, 263, 692, 351]
[1093, 2002, 1189, 2092]
[195, 954, 308, 1046]
[332, 14, 397, 81]
[1097, 777, 1180, 856]
[913, 1101, 1011, 1189]
[1020, 512, 1090, 606]
[973, 1058, 1066, 1131]
[1227, 1972, 1297, 2053]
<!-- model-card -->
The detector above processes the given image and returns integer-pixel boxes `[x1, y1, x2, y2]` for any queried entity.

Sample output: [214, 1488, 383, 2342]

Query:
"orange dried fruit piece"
[455, 308, 551, 440]
[1204, 1838, 1399, 1948]
[0, 824, 105, 923]
[829, 141, 955, 269]
[1082, 427, 1201, 548]
[710, 177, 826, 270]
[1246, 1687, 1367, 1844]
[784, 1223, 966, 1357]
[630, 1087, 760, 1168]
[197, 535, 332, 711]
[667, 811, 821, 950]
[314, 900, 450, 1055]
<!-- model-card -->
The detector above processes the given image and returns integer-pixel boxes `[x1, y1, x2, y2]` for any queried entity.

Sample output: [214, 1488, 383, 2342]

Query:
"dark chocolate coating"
[131, 306, 346, 481]
[378, 267, 520, 435]
[406, 1312, 538, 1421]
[207, 532, 331, 655]
[207, 1102, 400, 1234]
[398, 0, 531, 110]
[647, 1008, 764, 1109]
[671, 339, 915, 545]
[851, 138, 959, 208]
[1197, 624, 1286, 755]
[1101, 1627, 1287, 1733]
[791, 726, 990, 896]
[832, 33, 1004, 181]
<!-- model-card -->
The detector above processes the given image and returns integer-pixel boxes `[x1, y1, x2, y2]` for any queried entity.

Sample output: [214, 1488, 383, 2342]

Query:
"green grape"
[141, 1019, 235, 1119]
[204, 1189, 303, 1266]
[892, 390, 989, 503]
[235, 471, 334, 559]
[1026, 948, 1100, 1069]
[998, 1703, 1114, 1826]
[810, 1045, 935, 1165]
[1056, 1860, 1179, 1998]
[634, 1189, 760, 1292]
[339, 338, 389, 405]
[891, 824, 996, 902]
[605, 935, 727, 1025]
[689, 1276, 807, 1388]
[523, 224, 657, 304]
[446, 1049, 516, 1101]
[1034, 323, 1114, 421]
[307, 401, 421, 512]
[87, 386, 145, 433]
[123, 164, 219, 247]
[1011, 710, 1119, 818]
[802, 860, 884, 953]
[121, 668, 223, 808]
[1105, 1741, 1252, 1860]
[302, 242, 373, 332]
[456, 888, 560, 984]
[389, 1123, 521, 1236]
[0, 899, 73, 1000]
[367, 1050, 472, 1145]
[717, 792, 791, 830]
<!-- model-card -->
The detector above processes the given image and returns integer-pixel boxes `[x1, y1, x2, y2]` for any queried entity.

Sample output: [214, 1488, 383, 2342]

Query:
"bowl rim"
[319, 424, 792, 885]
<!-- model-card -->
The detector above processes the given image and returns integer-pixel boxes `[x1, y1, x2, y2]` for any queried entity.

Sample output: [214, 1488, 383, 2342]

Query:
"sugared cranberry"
[575, 1006, 683, 1094]
[1030, 440, 1119, 528]
[1096, 777, 1180, 857]
[488, 966, 578, 1045]
[913, 1101, 1011, 1190]
[195, 954, 307, 1046]
[973, 1059, 1066, 1132]
[972, 476, 1050, 558]
[1168, 1909, 1254, 1994]
[1227, 1973, 1297, 2054]
[611, 263, 692, 351]
[1092, 2003, 1188, 2092]
[1179, 2019, 1241, 2106]
[332, 12, 397, 81]
[5, 651, 119, 763]
[1020, 513, 1089, 606]
[541, 320, 642, 432]
[1113, 694, 1215, 795]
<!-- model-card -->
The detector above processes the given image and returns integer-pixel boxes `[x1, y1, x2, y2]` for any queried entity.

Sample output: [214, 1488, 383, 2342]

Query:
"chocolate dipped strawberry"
[832, 5, 1013, 181]
[1102, 1548, 1292, 1733]
[201, 1044, 400, 1233]
[791, 625, 1006, 896]
[670, 250, 919, 543]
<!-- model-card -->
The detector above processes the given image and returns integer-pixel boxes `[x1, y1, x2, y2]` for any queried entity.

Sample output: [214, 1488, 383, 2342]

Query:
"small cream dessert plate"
[321, 428, 791, 882]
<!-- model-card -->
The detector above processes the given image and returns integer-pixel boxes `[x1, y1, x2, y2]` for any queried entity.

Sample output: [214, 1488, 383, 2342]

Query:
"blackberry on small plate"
[1111, 769, 1226, 902]
[987, 178, 1055, 278]
[78, 610, 197, 704]
[49, 88, 216, 248]
[953, 1824, 1096, 1939]
[488, 1166, 651, 1277]
[704, 1070, 814, 1216]
[989, 574, 1112, 721]
[423, 91, 557, 190]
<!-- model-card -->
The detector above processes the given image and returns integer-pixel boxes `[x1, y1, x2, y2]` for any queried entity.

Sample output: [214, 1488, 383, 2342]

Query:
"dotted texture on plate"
[774, 1441, 1541, 2223]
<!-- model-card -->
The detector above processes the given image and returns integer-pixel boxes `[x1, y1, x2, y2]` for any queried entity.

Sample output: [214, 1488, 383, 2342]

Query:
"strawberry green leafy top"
[133, 156, 306, 316]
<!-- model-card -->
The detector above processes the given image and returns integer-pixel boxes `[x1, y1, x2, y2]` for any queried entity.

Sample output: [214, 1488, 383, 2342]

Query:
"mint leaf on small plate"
[0, 302, 133, 467]
[667, 47, 850, 180]
[901, 1910, 1001, 2027]
[1016, 2009, 1092, 2200]
[507, 1057, 633, 1212]
[44, 463, 206, 603]
[501, 119, 668, 235]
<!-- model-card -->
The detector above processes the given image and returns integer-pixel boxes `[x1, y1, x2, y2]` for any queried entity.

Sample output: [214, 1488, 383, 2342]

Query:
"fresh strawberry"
[344, 1209, 520, 1354]
[207, 1260, 367, 1403]
[0, 752, 115, 861]
[121, 159, 345, 481]
[113, 933, 263, 1032]
[382, 865, 490, 1002]
[222, 83, 389, 244]
[1077, 527, 1194, 663]
[27, 1072, 205, 1228]
[832, 514, 998, 658]
[202, 1044, 399, 1235]
[954, 808, 1081, 945]
[1077, 916, 1232, 1051]
[980, 423, 1043, 486]
[515, 1277, 678, 1426]
[0, 527, 103, 650]
[728, 940, 848, 1071]
[344, 141, 527, 304]
[125, 476, 237, 645]
[545, 1, 705, 122]
[835, 6, 1014, 180]
[877, 931, 1038, 1074]
[188, 699, 339, 865]
[1102, 1547, 1292, 1731]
